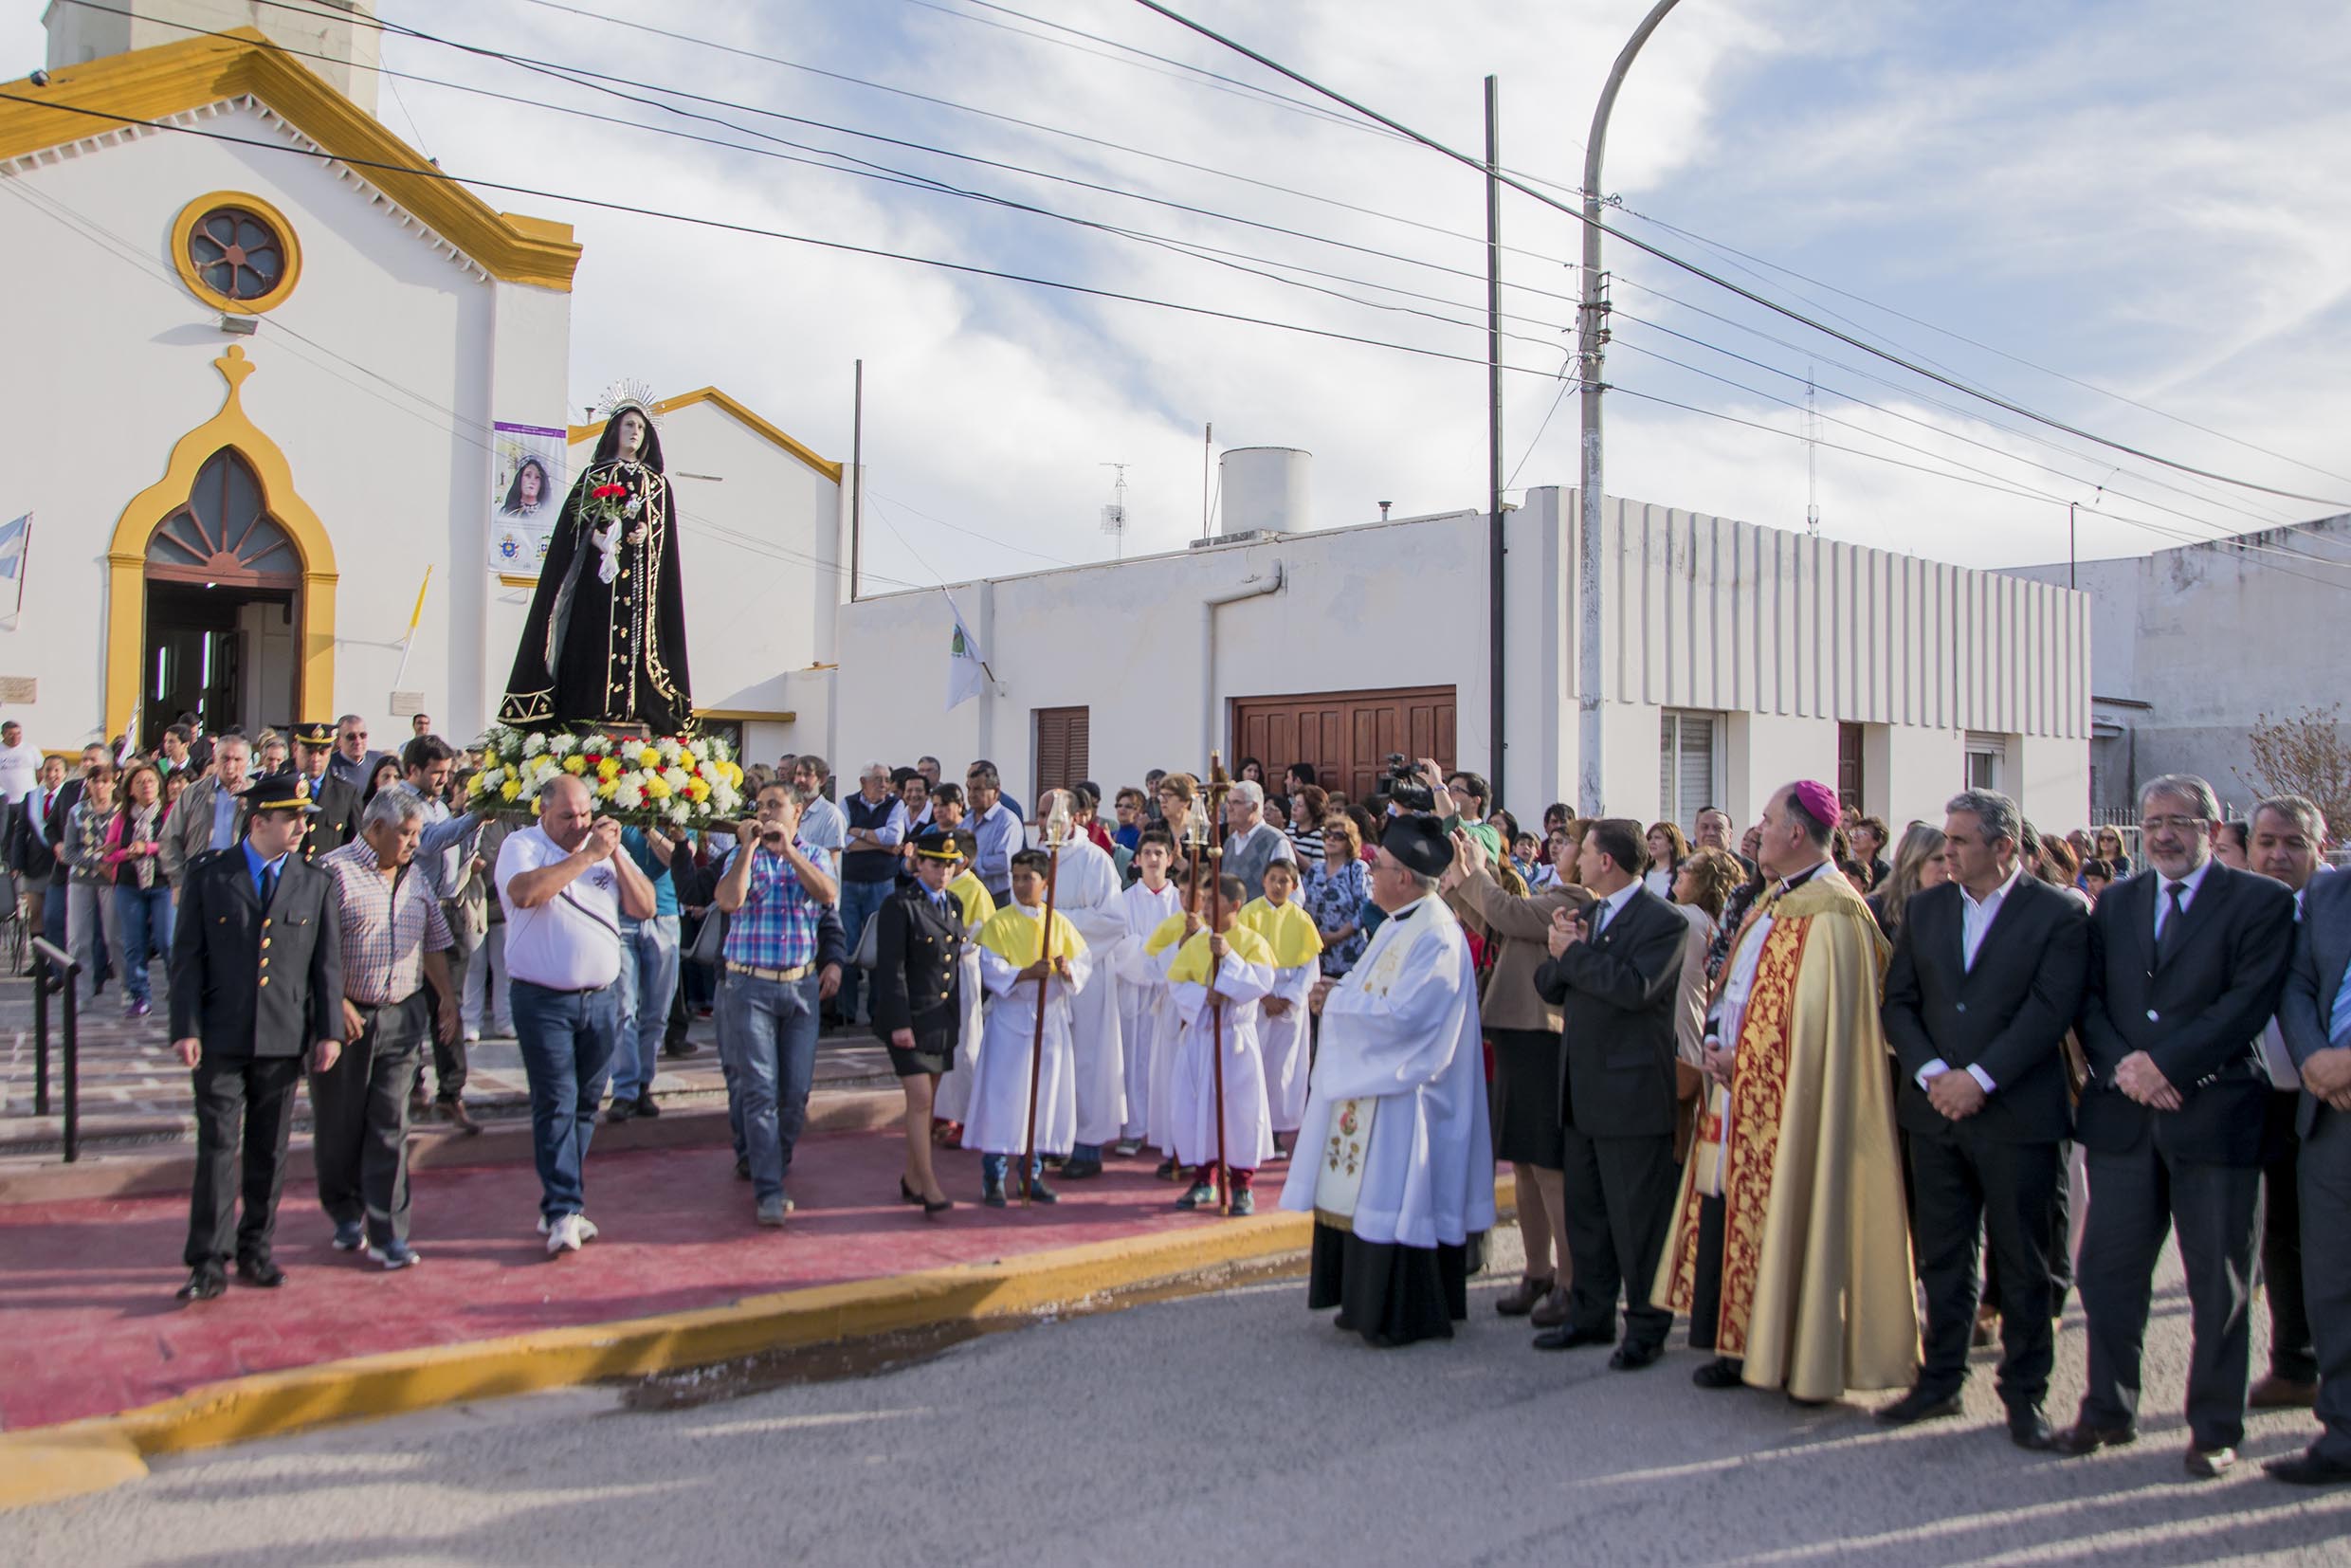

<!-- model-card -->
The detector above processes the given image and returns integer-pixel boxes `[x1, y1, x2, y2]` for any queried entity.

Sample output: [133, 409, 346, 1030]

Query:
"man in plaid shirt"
[717, 778, 841, 1227]
[311, 789, 461, 1269]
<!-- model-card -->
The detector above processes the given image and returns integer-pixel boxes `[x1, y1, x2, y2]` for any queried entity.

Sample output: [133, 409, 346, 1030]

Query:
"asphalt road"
[9, 1232, 2349, 1566]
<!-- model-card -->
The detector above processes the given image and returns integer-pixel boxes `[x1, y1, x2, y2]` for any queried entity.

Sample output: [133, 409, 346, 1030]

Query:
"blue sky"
[14, 0, 2350, 593]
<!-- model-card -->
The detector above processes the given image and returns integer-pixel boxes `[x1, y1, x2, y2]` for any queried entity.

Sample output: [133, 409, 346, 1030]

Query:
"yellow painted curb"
[1, 1174, 1514, 1511]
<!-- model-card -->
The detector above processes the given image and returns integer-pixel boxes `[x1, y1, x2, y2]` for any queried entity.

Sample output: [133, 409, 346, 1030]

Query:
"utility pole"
[1485, 74, 1506, 809]
[1577, 0, 1683, 817]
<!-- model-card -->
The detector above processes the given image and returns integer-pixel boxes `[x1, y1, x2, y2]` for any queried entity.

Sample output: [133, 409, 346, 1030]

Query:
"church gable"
[0, 28, 580, 292]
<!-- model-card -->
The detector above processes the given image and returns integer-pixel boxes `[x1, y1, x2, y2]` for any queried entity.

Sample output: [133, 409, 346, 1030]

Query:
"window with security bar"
[1658, 711, 1721, 834]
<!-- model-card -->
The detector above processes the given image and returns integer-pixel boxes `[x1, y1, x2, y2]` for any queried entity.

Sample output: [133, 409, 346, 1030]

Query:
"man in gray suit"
[2271, 850, 2351, 1486]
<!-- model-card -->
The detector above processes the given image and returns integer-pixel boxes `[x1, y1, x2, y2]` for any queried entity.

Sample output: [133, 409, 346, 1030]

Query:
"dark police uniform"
[292, 721, 362, 864]
[869, 830, 966, 1078]
[170, 772, 343, 1300]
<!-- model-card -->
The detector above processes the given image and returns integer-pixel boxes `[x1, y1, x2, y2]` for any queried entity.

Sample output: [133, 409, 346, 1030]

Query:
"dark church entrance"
[139, 449, 302, 749]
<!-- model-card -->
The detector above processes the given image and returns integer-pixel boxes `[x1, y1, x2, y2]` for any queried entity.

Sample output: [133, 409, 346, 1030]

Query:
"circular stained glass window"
[188, 207, 286, 301]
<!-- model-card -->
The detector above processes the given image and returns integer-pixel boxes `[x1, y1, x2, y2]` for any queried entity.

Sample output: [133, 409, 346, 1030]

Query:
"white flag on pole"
[0, 514, 28, 582]
[947, 608, 988, 712]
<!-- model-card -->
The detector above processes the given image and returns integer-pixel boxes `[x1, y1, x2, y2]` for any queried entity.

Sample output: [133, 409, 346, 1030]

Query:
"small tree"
[2235, 703, 2351, 845]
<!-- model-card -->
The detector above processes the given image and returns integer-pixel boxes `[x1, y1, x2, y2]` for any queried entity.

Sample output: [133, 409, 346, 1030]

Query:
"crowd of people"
[8, 715, 2346, 1487]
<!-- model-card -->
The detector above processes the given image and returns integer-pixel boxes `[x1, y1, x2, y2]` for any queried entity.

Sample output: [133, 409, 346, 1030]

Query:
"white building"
[0, 8, 843, 757]
[835, 477, 2093, 834]
[2004, 513, 2351, 816]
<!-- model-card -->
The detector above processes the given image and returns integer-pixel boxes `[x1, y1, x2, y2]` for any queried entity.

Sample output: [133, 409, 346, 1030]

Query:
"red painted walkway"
[0, 1132, 1288, 1431]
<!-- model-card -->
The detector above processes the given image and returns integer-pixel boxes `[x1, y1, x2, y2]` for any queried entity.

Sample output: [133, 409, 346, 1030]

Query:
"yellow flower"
[597, 757, 622, 781]
[596, 777, 619, 799]
[686, 777, 711, 803]
[531, 797, 543, 816]
[501, 778, 520, 801]
[645, 775, 673, 800]
[726, 761, 743, 786]
[562, 755, 587, 775]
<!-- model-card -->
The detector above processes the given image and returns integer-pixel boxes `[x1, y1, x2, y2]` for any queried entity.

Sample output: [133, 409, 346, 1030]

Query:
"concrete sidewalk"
[0, 1128, 1301, 1434]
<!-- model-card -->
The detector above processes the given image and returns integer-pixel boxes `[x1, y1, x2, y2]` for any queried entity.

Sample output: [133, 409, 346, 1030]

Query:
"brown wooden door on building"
[1032, 705, 1090, 797]
[1229, 685, 1455, 803]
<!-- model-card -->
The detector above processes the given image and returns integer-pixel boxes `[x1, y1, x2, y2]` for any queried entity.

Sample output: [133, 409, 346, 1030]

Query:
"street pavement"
[10, 1231, 2347, 1564]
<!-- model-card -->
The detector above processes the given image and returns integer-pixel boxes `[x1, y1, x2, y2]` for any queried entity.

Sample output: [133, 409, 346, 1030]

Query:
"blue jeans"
[113, 884, 173, 1004]
[610, 916, 681, 1102]
[511, 980, 619, 1219]
[980, 1152, 1044, 1191]
[834, 878, 894, 1022]
[720, 969, 822, 1204]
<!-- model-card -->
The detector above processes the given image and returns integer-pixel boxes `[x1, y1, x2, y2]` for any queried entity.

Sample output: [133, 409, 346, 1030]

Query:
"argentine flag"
[0, 514, 26, 581]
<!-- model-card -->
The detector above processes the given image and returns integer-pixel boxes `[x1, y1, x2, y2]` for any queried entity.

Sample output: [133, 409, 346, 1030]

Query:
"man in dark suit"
[868, 827, 969, 1213]
[9, 754, 69, 939]
[2272, 853, 2351, 1485]
[169, 771, 345, 1303]
[2058, 774, 2296, 1478]
[291, 721, 362, 864]
[2247, 796, 2328, 1413]
[1880, 788, 2088, 1448]
[1528, 817, 1689, 1370]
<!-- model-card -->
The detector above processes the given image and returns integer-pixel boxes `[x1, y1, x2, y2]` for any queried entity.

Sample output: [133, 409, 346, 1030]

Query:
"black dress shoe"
[900, 1176, 924, 1206]
[922, 1194, 956, 1217]
[1608, 1341, 1663, 1372]
[175, 1267, 227, 1303]
[1877, 1388, 1964, 1426]
[2050, 1420, 2137, 1456]
[2264, 1449, 2351, 1486]
[1531, 1324, 1613, 1352]
[633, 1095, 661, 1120]
[1059, 1159, 1104, 1181]
[235, 1256, 286, 1288]
[2008, 1409, 2058, 1451]
[1692, 1357, 1746, 1390]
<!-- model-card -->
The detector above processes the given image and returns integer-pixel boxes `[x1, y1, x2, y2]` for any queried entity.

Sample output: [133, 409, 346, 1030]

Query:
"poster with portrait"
[488, 421, 567, 576]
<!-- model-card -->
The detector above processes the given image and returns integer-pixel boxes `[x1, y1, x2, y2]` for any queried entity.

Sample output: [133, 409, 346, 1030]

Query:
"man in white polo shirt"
[496, 773, 655, 1254]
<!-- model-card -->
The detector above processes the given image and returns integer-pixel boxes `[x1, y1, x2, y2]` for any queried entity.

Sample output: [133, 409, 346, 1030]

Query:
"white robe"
[1050, 838, 1128, 1147]
[961, 907, 1095, 1158]
[1112, 880, 1183, 1142]
[930, 899, 990, 1124]
[1167, 949, 1278, 1171]
[1259, 959, 1318, 1135]
[1279, 896, 1496, 1249]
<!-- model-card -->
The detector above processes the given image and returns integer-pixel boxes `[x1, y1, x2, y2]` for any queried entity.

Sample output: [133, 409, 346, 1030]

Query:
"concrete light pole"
[1577, 0, 1684, 815]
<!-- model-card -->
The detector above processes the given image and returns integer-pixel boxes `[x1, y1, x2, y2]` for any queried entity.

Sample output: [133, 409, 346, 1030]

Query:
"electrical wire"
[1124, 0, 2351, 509]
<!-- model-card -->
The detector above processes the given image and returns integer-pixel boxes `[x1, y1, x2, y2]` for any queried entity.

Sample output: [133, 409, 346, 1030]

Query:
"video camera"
[1382, 752, 1438, 813]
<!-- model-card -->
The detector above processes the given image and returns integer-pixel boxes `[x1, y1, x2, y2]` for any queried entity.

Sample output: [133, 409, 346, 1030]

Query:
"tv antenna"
[1100, 462, 1130, 559]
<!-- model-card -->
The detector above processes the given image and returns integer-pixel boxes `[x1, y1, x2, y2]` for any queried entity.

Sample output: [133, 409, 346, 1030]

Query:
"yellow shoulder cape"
[975, 903, 1084, 967]
[947, 870, 995, 929]
[1165, 922, 1275, 988]
[1238, 896, 1323, 968]
[1144, 911, 1190, 956]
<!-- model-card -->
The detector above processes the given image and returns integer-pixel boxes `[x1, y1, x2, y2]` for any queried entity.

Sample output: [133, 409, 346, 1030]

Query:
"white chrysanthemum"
[518, 772, 542, 799]
[710, 785, 740, 815]
[661, 765, 692, 793]
[654, 737, 683, 765]
[667, 801, 692, 826]
[546, 733, 576, 757]
[687, 738, 711, 762]
[612, 780, 645, 811]
[619, 738, 646, 763]
[522, 731, 547, 757]
[709, 737, 733, 763]
[584, 733, 612, 756]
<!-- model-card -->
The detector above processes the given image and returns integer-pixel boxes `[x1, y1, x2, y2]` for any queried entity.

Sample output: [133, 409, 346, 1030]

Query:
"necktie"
[2156, 881, 2189, 965]
[260, 864, 279, 909]
[1592, 897, 1614, 938]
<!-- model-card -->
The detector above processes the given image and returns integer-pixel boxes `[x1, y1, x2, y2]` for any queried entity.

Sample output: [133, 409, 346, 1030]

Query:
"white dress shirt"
[1919, 863, 2026, 1095]
[2151, 856, 2214, 942]
[1589, 879, 1641, 937]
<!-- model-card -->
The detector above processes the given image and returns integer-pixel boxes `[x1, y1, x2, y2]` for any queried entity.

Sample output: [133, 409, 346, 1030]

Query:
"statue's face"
[616, 410, 646, 460]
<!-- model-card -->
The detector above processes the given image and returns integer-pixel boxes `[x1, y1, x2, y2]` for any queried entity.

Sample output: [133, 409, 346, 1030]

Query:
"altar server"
[964, 848, 1091, 1206]
[1241, 858, 1323, 1154]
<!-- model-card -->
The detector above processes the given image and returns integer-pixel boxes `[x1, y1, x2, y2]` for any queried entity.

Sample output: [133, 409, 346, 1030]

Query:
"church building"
[2, 2, 845, 763]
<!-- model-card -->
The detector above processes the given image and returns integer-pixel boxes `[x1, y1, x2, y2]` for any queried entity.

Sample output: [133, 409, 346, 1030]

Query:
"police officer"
[171, 771, 345, 1303]
[292, 721, 363, 863]
[870, 827, 967, 1215]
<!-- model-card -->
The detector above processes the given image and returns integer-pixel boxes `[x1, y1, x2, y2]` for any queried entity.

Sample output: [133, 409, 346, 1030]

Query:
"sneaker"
[756, 1195, 787, 1227]
[1176, 1181, 1217, 1211]
[537, 1213, 600, 1243]
[366, 1240, 423, 1270]
[1029, 1179, 1059, 1205]
[634, 1095, 662, 1121]
[544, 1213, 585, 1254]
[981, 1182, 1008, 1209]
[1230, 1189, 1255, 1216]
[1112, 1138, 1144, 1158]
[330, 1220, 364, 1251]
[462, 1028, 482, 1044]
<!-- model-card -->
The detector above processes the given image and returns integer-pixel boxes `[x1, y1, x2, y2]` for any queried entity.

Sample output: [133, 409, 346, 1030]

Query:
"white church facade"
[2, 9, 845, 764]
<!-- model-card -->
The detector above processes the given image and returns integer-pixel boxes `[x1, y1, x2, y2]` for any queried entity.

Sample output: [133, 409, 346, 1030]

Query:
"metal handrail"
[30, 937, 82, 1162]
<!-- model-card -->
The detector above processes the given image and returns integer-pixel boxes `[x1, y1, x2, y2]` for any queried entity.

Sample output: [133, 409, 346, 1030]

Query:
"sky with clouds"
[14, 0, 2351, 593]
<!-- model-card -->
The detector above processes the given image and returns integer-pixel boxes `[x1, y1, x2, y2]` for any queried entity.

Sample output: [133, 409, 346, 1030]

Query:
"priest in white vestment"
[1282, 814, 1494, 1346]
[1035, 792, 1127, 1177]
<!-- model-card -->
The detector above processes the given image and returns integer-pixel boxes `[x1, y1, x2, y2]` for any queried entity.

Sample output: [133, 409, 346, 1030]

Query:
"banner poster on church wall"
[488, 421, 568, 576]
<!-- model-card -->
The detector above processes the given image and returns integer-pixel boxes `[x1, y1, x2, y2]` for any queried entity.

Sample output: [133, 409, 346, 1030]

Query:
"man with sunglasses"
[325, 714, 385, 794]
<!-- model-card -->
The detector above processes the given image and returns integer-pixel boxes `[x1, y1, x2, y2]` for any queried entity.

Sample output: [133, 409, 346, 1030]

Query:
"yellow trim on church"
[169, 189, 303, 314]
[105, 346, 337, 739]
[0, 29, 580, 292]
[570, 388, 844, 483]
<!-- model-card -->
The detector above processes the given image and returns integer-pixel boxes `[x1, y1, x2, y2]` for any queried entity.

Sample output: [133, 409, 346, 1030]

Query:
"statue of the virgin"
[498, 385, 694, 733]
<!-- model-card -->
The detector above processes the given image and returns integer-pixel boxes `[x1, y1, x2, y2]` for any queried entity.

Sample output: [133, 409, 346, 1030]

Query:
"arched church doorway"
[139, 447, 301, 749]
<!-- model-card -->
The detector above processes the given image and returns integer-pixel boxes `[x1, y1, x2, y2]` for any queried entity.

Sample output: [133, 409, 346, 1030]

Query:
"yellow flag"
[407, 566, 432, 633]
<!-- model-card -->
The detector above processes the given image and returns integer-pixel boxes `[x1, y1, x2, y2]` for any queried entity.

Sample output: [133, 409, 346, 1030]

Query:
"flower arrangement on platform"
[470, 725, 744, 828]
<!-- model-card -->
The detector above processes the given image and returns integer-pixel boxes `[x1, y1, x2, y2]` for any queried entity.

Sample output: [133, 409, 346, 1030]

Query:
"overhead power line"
[1123, 0, 2351, 510]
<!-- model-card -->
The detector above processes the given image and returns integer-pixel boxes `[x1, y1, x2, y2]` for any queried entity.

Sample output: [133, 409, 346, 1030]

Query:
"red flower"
[592, 482, 628, 500]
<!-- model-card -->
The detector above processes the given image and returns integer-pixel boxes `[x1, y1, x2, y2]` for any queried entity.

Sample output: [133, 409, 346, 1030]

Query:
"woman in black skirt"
[1441, 828, 1594, 1328]
[870, 829, 970, 1215]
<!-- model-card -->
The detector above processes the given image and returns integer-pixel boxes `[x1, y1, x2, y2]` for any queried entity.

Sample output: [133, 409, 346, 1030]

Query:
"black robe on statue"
[498, 441, 694, 733]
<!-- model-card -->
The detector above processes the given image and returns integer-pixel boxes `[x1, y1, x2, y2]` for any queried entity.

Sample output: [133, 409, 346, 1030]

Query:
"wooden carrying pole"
[1021, 799, 1071, 1205]
[1204, 754, 1232, 1214]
